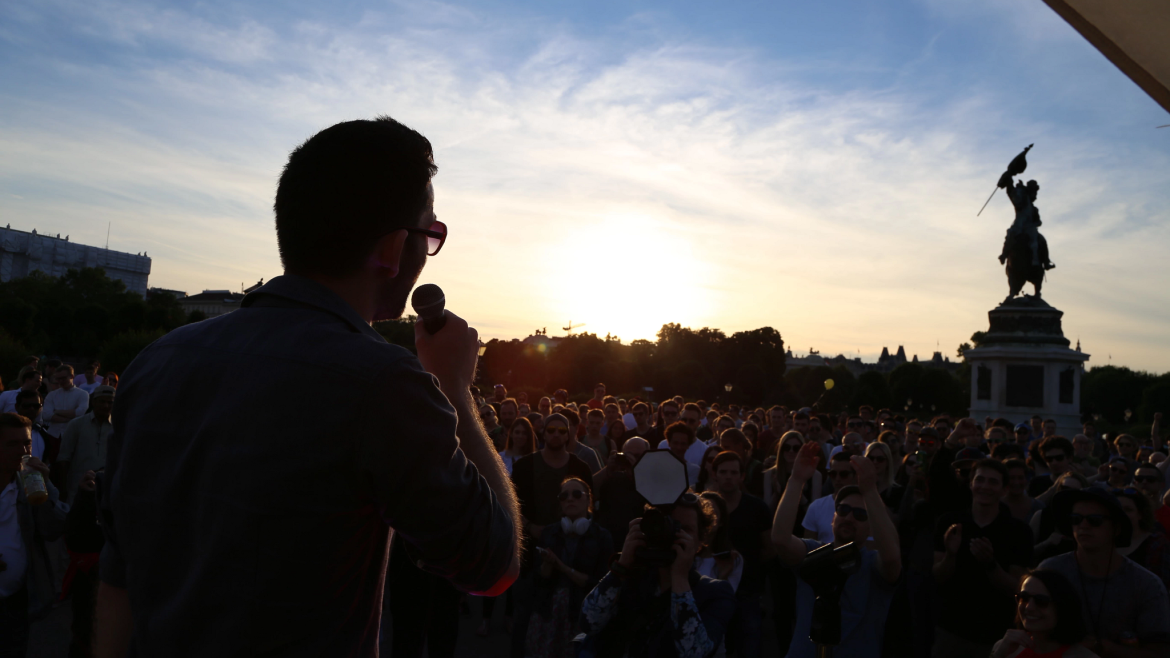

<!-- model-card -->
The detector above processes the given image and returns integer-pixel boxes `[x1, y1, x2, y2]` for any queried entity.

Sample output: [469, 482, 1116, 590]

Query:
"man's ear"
[368, 229, 408, 277]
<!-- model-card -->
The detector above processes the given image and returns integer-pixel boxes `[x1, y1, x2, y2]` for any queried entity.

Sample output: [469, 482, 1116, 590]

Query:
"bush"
[99, 330, 165, 375]
[0, 330, 31, 386]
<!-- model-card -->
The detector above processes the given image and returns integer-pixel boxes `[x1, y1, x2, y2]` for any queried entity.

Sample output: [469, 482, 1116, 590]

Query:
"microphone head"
[411, 283, 446, 321]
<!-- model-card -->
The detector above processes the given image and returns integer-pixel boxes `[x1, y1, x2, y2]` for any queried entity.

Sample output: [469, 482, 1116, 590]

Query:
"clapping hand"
[969, 537, 996, 564]
[943, 524, 962, 555]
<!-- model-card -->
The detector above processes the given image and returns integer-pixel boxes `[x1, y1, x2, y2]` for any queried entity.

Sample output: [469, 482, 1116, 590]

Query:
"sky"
[1, 0, 1168, 370]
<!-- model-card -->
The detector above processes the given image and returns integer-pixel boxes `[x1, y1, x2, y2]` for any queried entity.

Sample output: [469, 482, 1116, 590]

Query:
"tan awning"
[1043, 0, 1170, 113]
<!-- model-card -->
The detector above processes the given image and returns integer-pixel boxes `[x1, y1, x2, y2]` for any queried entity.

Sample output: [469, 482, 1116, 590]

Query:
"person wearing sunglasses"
[933, 459, 1033, 658]
[1130, 464, 1170, 533]
[1039, 488, 1170, 657]
[1101, 456, 1132, 490]
[762, 431, 823, 511]
[771, 442, 900, 658]
[1026, 436, 1077, 499]
[1113, 434, 1140, 463]
[991, 570, 1094, 658]
[525, 478, 614, 657]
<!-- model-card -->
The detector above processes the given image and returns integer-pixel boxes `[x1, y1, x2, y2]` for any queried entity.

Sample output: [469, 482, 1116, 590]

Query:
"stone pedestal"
[965, 296, 1089, 438]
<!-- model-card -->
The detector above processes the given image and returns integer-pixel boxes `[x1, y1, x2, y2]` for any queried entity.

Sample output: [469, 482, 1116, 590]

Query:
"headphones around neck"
[561, 516, 591, 535]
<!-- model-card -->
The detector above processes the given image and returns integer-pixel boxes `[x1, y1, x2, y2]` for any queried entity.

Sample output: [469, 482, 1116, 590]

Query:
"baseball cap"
[91, 385, 116, 400]
[952, 447, 986, 466]
[1014, 423, 1031, 433]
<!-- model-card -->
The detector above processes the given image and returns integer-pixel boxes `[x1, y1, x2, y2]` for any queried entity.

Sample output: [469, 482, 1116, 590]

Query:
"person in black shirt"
[95, 118, 519, 658]
[932, 458, 1032, 658]
[1025, 436, 1075, 498]
[711, 451, 772, 658]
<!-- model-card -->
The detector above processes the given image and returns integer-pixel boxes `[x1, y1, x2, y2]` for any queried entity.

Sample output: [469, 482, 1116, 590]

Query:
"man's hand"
[792, 442, 820, 484]
[23, 457, 50, 477]
[79, 470, 97, 492]
[851, 455, 876, 494]
[619, 518, 644, 568]
[943, 524, 962, 555]
[670, 528, 699, 581]
[414, 310, 479, 397]
[969, 537, 996, 564]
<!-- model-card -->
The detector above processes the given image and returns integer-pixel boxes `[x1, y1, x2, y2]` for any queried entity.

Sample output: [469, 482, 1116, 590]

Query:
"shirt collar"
[241, 274, 387, 343]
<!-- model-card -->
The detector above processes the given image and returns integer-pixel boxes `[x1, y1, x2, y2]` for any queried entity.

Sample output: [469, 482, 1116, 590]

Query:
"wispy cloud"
[1, 0, 1167, 369]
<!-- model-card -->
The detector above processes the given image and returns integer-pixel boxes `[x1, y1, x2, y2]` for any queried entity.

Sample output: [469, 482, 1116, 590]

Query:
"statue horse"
[1003, 231, 1047, 303]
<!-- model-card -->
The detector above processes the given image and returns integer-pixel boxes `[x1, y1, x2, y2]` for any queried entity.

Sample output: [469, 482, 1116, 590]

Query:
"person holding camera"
[525, 477, 614, 658]
[770, 441, 901, 658]
[578, 495, 736, 658]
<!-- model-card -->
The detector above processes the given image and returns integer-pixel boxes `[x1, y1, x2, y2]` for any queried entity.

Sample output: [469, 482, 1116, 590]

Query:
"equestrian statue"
[983, 145, 1055, 303]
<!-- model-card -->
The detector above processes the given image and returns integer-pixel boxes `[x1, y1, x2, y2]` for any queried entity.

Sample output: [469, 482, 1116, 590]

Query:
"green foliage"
[1137, 378, 1170, 424]
[0, 330, 31, 386]
[373, 316, 417, 353]
[0, 268, 184, 356]
[1081, 366, 1158, 425]
[186, 310, 207, 324]
[99, 330, 165, 374]
[852, 371, 893, 410]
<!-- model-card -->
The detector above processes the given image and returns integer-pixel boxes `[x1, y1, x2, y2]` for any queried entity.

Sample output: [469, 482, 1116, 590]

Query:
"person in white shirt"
[664, 421, 703, 485]
[803, 452, 858, 544]
[499, 417, 536, 476]
[0, 368, 42, 420]
[41, 366, 89, 439]
[73, 359, 104, 394]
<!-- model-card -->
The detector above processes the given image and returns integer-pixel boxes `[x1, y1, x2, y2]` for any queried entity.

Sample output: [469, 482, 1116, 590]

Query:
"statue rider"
[998, 178, 1054, 270]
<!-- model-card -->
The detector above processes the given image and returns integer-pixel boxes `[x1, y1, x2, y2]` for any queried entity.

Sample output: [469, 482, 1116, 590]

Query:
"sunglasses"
[1135, 475, 1163, 484]
[1109, 466, 1128, 474]
[828, 470, 855, 479]
[404, 220, 448, 256]
[868, 455, 887, 463]
[558, 489, 586, 501]
[919, 439, 937, 446]
[781, 444, 802, 453]
[835, 503, 869, 521]
[1068, 513, 1108, 527]
[1015, 592, 1053, 608]
[546, 427, 569, 436]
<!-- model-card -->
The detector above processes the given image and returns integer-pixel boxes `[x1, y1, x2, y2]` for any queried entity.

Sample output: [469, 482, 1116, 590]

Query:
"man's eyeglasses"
[405, 220, 448, 256]
[835, 503, 869, 521]
[1015, 592, 1052, 608]
[1135, 475, 1163, 484]
[1068, 513, 1107, 527]
[558, 489, 586, 501]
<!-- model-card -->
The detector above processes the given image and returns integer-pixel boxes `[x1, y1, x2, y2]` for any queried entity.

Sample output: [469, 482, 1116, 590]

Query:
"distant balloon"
[824, 379, 835, 391]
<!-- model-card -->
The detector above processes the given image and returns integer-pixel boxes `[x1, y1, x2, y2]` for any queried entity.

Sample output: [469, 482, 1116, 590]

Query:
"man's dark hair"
[18, 368, 39, 384]
[711, 451, 743, 473]
[560, 408, 580, 426]
[681, 402, 702, 416]
[858, 405, 874, 414]
[586, 408, 604, 420]
[1002, 458, 1028, 475]
[1014, 570, 1086, 645]
[275, 117, 438, 276]
[793, 412, 809, 422]
[666, 421, 695, 443]
[971, 458, 1009, 486]
[719, 429, 750, 452]
[15, 390, 41, 406]
[632, 402, 649, 414]
[830, 452, 852, 463]
[0, 412, 32, 431]
[663, 495, 715, 549]
[55, 365, 74, 377]
[1038, 436, 1074, 459]
[499, 398, 518, 411]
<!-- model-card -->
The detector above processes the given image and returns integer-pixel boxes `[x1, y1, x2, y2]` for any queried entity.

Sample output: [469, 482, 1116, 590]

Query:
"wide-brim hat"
[1052, 488, 1132, 548]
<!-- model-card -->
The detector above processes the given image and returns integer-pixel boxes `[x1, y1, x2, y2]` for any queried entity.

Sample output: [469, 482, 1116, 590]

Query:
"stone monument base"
[964, 296, 1089, 438]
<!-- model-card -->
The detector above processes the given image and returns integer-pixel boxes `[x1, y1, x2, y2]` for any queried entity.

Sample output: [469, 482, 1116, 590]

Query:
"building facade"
[0, 226, 151, 295]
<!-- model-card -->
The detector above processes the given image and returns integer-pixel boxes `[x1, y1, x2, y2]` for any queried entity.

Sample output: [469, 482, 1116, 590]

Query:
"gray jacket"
[15, 474, 68, 617]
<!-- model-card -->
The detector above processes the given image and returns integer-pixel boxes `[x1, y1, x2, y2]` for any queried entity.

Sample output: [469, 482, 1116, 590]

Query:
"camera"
[635, 505, 681, 567]
[798, 541, 861, 648]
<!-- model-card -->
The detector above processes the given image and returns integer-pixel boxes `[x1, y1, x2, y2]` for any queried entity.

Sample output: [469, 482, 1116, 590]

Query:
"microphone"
[411, 284, 447, 334]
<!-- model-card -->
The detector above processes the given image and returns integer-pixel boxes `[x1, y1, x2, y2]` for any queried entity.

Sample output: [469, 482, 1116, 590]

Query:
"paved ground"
[31, 591, 783, 657]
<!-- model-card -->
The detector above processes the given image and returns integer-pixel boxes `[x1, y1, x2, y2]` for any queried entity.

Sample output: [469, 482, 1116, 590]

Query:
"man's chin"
[372, 300, 407, 322]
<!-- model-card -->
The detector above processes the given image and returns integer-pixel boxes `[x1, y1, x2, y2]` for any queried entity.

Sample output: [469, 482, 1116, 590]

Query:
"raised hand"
[851, 455, 877, 493]
[792, 442, 821, 483]
[619, 518, 644, 568]
[944, 523, 962, 555]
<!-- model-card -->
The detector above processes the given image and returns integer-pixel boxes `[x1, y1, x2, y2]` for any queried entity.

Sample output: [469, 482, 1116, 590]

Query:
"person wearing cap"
[1038, 489, 1170, 656]
[55, 385, 114, 503]
[1013, 423, 1034, 453]
[933, 458, 1033, 658]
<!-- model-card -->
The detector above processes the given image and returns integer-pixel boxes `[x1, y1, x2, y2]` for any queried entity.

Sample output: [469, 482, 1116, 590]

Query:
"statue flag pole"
[977, 144, 1034, 216]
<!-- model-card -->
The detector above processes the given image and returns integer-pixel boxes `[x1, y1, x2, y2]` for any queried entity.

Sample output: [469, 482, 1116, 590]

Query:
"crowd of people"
[4, 363, 1170, 658]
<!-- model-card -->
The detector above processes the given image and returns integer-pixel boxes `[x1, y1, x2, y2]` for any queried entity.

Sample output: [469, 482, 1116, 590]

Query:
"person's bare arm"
[94, 583, 133, 658]
[772, 442, 819, 565]
[933, 524, 961, 583]
[853, 456, 901, 583]
[1152, 412, 1163, 453]
[415, 312, 521, 592]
